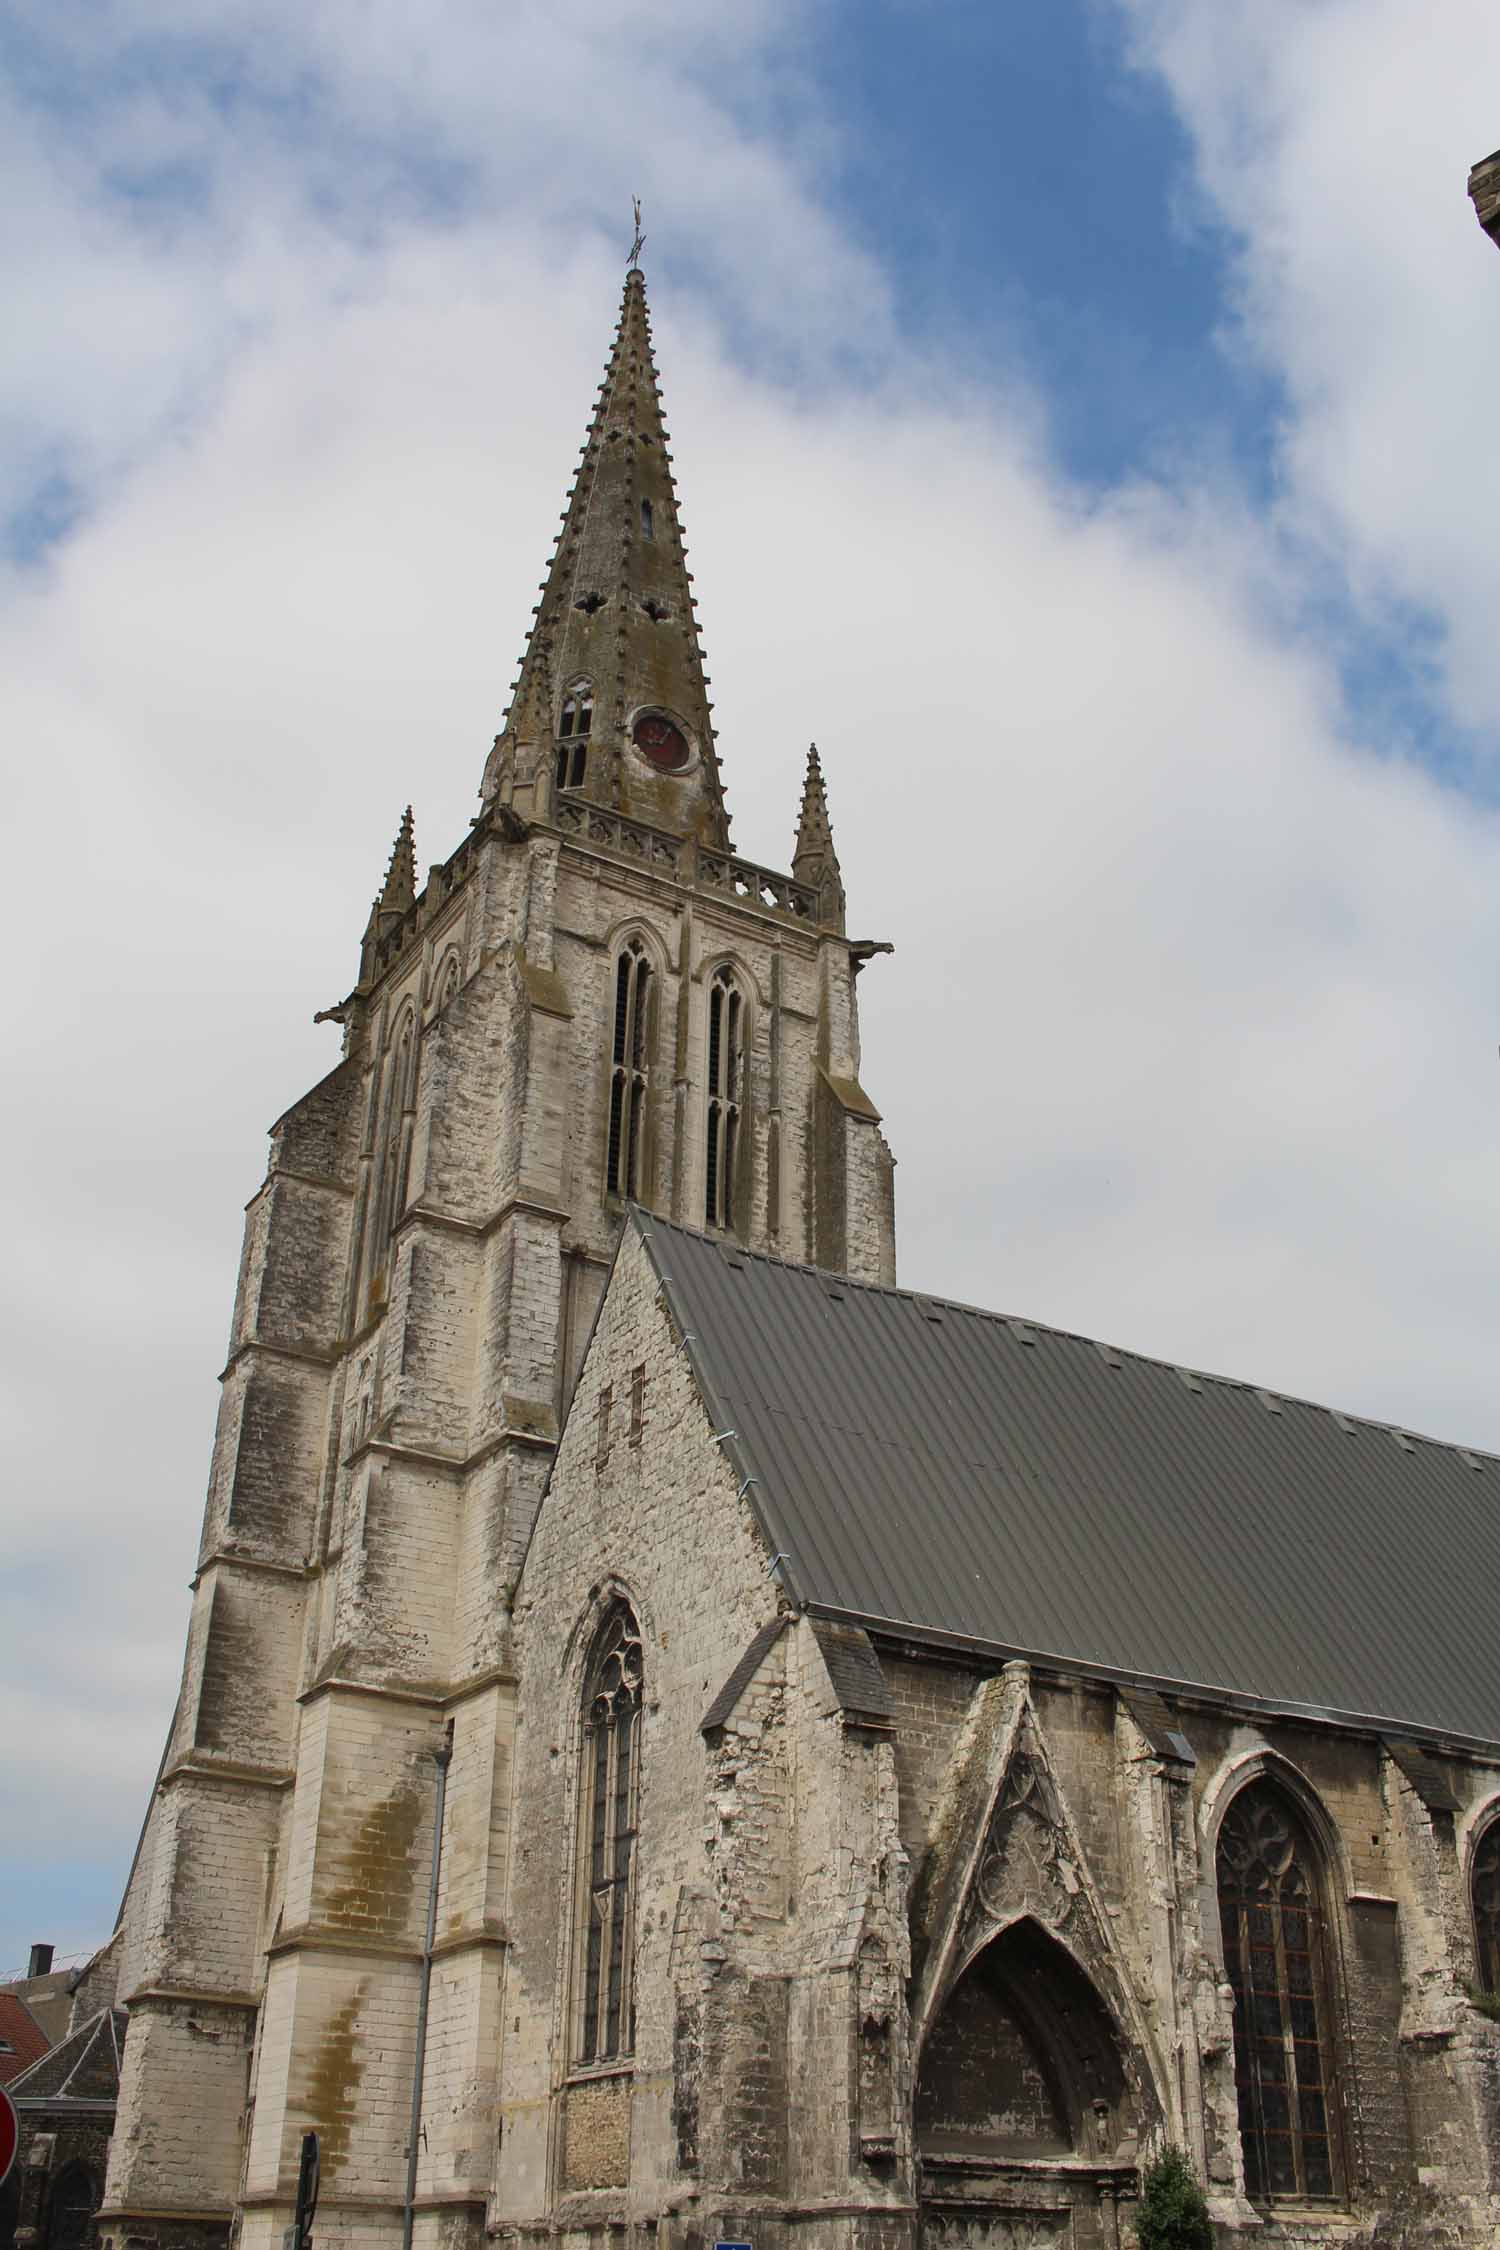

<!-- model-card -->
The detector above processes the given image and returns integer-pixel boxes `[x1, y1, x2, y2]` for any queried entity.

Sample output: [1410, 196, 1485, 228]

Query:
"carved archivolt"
[916, 1703, 1164, 2152]
[955, 1739, 1113, 2000]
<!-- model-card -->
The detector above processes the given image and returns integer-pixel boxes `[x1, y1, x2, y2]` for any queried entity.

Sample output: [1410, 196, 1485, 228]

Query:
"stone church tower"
[100, 264, 894, 2250]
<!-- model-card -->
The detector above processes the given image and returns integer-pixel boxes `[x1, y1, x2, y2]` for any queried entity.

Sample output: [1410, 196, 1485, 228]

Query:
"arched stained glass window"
[607, 940, 653, 1199]
[705, 965, 743, 1230]
[1216, 1781, 1343, 2204]
[576, 1601, 642, 2065]
[556, 687, 593, 791]
[1473, 1821, 1500, 1994]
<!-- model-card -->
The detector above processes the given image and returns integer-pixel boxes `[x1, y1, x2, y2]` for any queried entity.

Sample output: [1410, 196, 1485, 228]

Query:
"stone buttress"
[100, 264, 895, 2250]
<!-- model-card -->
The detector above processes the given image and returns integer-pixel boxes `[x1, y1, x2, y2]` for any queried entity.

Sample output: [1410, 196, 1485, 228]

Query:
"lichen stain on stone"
[301, 1986, 364, 2178]
[324, 1774, 425, 1936]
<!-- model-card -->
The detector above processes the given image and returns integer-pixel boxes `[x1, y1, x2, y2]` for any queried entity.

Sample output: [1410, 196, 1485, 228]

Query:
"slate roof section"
[1384, 1739, 1462, 1814]
[810, 1618, 895, 1725]
[636, 1212, 1500, 1751]
[702, 1618, 788, 1734]
[9, 2008, 125, 2110]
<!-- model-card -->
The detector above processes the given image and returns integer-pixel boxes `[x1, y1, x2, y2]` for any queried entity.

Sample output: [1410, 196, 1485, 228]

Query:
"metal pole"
[402, 1720, 453, 2250]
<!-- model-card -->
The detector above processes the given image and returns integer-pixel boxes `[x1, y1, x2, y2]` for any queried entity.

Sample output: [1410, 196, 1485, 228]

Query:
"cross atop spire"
[484, 266, 728, 847]
[792, 744, 845, 930]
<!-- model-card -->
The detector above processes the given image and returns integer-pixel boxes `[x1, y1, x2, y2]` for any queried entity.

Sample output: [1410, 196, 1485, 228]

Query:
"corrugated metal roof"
[635, 1212, 1500, 1751]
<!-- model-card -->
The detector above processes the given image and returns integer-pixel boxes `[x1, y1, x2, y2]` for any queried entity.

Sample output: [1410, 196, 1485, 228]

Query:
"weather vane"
[628, 196, 645, 271]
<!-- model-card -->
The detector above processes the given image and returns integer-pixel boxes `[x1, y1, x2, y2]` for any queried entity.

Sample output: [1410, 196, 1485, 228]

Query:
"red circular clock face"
[633, 713, 689, 771]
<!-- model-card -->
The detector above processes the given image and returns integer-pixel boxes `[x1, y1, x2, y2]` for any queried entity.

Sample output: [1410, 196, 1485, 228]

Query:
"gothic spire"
[792, 743, 845, 930]
[358, 806, 416, 987]
[487, 266, 728, 846]
[380, 805, 417, 916]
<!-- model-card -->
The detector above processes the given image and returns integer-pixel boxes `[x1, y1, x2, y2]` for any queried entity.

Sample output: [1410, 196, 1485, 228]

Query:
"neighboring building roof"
[635, 1212, 1500, 1750]
[0, 1969, 74, 2050]
[0, 1994, 50, 2086]
[9, 2009, 125, 2113]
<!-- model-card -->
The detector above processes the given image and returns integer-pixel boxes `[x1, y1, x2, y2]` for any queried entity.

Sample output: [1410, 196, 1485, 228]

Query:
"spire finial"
[627, 196, 645, 271]
[793, 744, 845, 930]
[379, 805, 417, 916]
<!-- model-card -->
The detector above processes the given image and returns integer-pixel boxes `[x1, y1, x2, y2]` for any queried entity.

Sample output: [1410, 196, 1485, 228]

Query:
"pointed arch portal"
[917, 1920, 1139, 2250]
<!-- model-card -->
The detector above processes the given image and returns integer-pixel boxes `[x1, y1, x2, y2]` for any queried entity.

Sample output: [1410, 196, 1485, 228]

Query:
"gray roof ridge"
[632, 1211, 1500, 1479]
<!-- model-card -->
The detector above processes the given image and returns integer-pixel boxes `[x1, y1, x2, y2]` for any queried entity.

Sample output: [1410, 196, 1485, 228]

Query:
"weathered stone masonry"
[100, 264, 895, 2250]
[94, 248, 1500, 2250]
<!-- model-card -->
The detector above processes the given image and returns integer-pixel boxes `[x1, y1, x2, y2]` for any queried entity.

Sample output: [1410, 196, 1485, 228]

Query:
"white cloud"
[4, 0, 1500, 1968]
[1119, 0, 1500, 735]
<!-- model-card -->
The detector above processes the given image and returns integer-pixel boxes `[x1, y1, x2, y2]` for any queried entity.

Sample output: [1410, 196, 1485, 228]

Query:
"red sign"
[0, 2083, 17, 2188]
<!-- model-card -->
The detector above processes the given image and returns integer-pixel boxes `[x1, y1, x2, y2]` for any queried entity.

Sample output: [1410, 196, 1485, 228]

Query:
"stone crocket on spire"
[358, 805, 417, 986]
[792, 742, 846, 930]
[482, 265, 728, 847]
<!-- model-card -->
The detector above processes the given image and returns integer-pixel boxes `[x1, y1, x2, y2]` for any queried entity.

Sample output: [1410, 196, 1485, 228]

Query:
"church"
[78, 260, 1500, 2250]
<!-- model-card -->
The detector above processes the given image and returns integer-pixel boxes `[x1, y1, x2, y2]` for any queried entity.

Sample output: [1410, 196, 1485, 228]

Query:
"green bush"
[1135, 2146, 1213, 2250]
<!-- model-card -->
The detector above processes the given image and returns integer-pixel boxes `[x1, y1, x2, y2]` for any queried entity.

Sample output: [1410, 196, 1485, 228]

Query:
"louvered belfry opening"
[555, 687, 592, 793]
[1216, 1782, 1343, 2203]
[1473, 1823, 1500, 1993]
[607, 940, 653, 1199]
[576, 1601, 643, 2065]
[705, 965, 742, 1230]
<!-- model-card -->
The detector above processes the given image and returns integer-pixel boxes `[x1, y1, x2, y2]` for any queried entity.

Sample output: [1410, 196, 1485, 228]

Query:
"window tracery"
[607, 939, 653, 1199]
[364, 1009, 419, 1295]
[556, 687, 593, 792]
[1216, 1780, 1342, 2203]
[575, 1601, 643, 2065]
[1473, 1820, 1500, 1993]
[705, 965, 743, 1230]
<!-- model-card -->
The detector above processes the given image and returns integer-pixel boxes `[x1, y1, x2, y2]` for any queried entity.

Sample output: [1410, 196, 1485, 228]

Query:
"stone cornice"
[429, 1927, 509, 1961]
[298, 1664, 517, 1713]
[263, 1166, 356, 1201]
[265, 1927, 423, 1965]
[193, 1547, 313, 1585]
[342, 1418, 556, 1481]
[298, 1674, 447, 1712]
[123, 1984, 261, 2014]
[98, 2208, 236, 2225]
[220, 1335, 339, 1380]
[160, 1756, 296, 1794]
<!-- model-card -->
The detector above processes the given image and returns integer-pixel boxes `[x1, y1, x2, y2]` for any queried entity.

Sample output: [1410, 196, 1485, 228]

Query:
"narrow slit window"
[556, 688, 593, 791]
[705, 966, 744, 1230]
[575, 1602, 643, 2065]
[629, 1363, 646, 1447]
[366, 1014, 419, 1297]
[640, 497, 653, 540]
[607, 940, 654, 1200]
[1474, 1824, 1500, 1994]
[595, 1384, 612, 1474]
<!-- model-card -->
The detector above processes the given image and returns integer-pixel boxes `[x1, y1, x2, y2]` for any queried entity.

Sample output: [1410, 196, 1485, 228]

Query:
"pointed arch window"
[575, 1601, 642, 2065]
[705, 965, 743, 1230]
[607, 940, 653, 1199]
[1473, 1820, 1500, 1994]
[1216, 1781, 1343, 2204]
[556, 687, 593, 792]
[365, 1010, 419, 1296]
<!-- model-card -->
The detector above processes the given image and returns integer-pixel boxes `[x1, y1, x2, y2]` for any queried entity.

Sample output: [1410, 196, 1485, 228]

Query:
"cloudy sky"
[4, 0, 1499, 1976]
